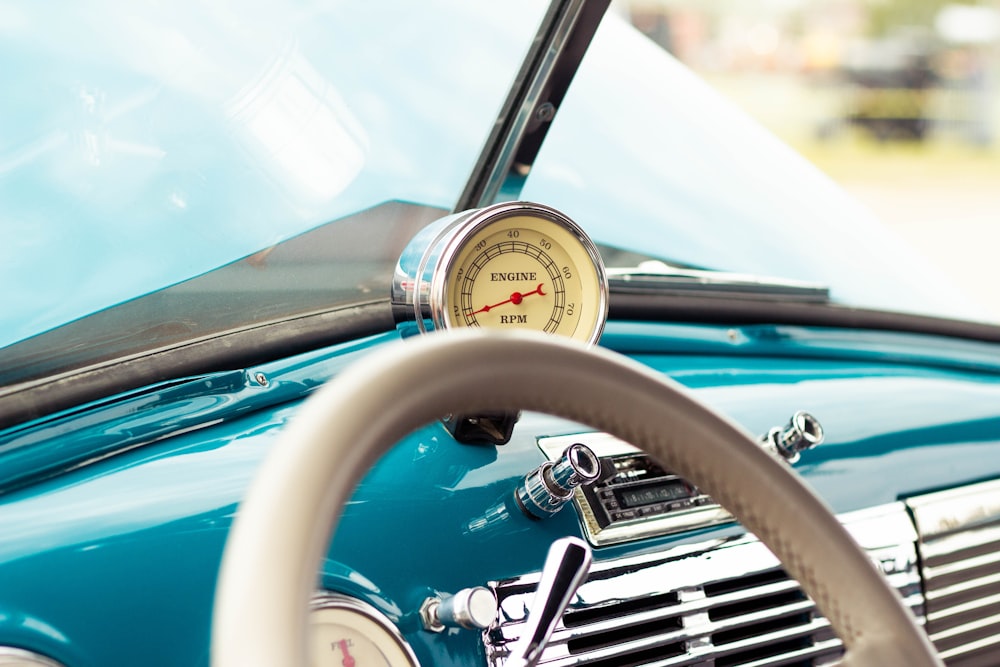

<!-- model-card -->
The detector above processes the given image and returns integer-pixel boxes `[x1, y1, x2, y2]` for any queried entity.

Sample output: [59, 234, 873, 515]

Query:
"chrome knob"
[760, 411, 824, 463]
[421, 586, 497, 632]
[515, 443, 601, 519]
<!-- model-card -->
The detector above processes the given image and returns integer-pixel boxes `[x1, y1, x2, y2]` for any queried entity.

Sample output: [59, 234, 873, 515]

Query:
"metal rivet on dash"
[253, 372, 269, 387]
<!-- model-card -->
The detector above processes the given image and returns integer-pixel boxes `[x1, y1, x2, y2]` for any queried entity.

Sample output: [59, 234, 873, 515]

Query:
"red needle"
[338, 639, 356, 667]
[472, 283, 546, 315]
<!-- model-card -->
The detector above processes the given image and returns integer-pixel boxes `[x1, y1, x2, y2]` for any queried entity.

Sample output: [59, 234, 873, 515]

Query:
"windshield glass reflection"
[0, 0, 547, 349]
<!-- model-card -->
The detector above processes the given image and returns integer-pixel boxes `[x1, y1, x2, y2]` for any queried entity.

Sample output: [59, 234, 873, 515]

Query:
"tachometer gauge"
[392, 202, 608, 344]
[310, 595, 418, 667]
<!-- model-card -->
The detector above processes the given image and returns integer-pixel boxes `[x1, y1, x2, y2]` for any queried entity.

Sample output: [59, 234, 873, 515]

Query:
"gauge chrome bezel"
[310, 593, 419, 667]
[392, 201, 609, 345]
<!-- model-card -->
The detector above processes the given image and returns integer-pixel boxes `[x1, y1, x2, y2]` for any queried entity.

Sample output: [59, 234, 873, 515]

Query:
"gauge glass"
[310, 597, 417, 667]
[439, 210, 606, 344]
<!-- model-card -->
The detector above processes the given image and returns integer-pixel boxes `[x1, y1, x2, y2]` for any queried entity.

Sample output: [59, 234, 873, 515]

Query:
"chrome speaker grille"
[908, 479, 1000, 666]
[485, 505, 922, 667]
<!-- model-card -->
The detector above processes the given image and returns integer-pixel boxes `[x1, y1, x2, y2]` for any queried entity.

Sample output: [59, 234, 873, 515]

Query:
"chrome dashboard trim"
[484, 502, 923, 667]
[906, 478, 1000, 664]
[906, 478, 1000, 540]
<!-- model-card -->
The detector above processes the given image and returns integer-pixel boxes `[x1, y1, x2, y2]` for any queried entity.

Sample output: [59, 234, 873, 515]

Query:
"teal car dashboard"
[2, 0, 1000, 665]
[2, 322, 1000, 666]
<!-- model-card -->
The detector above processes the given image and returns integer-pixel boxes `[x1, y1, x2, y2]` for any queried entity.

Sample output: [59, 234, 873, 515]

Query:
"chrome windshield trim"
[607, 263, 830, 303]
[456, 0, 610, 210]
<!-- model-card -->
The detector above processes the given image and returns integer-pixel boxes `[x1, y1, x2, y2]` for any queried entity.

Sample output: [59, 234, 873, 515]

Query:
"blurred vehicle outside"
[620, 0, 1000, 322]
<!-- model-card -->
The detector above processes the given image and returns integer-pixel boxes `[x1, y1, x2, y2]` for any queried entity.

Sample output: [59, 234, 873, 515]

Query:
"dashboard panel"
[1, 323, 1000, 665]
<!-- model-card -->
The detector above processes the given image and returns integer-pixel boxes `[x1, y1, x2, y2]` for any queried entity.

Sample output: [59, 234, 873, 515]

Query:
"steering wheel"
[212, 329, 942, 667]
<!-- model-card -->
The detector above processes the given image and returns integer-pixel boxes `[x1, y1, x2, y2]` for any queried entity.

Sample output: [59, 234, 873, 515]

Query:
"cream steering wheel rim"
[213, 329, 941, 667]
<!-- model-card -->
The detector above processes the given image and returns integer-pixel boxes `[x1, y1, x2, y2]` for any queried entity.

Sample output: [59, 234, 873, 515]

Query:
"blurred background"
[617, 0, 1000, 322]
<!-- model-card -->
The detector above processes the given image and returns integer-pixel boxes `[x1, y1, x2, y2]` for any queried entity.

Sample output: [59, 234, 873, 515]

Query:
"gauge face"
[310, 596, 418, 667]
[436, 206, 607, 344]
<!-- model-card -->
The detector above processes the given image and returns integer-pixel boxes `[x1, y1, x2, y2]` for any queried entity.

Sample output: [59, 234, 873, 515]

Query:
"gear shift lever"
[505, 536, 592, 667]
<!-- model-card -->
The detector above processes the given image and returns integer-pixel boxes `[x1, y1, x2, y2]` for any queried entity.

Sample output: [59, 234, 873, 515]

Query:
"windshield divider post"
[454, 0, 610, 211]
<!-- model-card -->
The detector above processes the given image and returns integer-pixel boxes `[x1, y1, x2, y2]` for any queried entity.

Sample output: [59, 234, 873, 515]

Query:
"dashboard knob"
[515, 443, 601, 519]
[760, 411, 824, 463]
[420, 587, 497, 632]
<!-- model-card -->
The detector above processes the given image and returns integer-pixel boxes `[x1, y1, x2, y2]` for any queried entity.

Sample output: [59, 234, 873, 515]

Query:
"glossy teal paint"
[0, 322, 999, 665]
[0, 332, 401, 493]
[601, 321, 1000, 374]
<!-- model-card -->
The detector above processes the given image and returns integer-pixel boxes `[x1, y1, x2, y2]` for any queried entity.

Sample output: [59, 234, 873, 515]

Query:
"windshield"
[0, 0, 547, 350]
[0, 1, 990, 397]
[522, 13, 981, 321]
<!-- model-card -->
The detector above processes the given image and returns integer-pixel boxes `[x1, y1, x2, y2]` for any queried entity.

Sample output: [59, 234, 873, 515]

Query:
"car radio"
[538, 433, 733, 546]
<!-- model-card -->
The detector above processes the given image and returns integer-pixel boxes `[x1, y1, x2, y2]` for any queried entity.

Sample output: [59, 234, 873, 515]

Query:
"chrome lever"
[506, 536, 592, 667]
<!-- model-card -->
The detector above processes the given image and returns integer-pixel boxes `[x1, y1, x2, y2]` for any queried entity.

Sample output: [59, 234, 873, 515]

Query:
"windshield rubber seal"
[0, 300, 394, 432]
[611, 292, 1000, 345]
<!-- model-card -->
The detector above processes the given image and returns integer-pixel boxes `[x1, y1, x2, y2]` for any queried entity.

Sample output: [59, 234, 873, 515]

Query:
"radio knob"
[515, 443, 601, 519]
